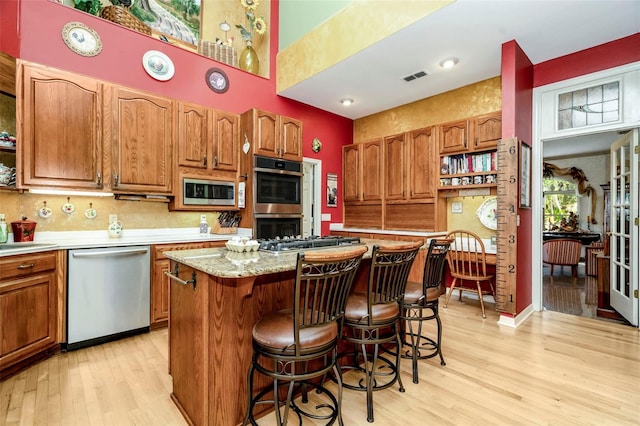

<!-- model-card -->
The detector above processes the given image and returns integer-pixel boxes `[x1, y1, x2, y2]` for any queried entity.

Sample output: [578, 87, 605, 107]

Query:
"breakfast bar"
[163, 238, 421, 426]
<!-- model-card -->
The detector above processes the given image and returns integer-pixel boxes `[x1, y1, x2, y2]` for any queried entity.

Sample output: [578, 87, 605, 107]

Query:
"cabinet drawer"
[0, 251, 56, 280]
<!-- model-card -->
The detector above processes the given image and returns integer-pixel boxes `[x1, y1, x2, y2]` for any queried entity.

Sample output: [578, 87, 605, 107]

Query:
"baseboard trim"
[497, 304, 534, 328]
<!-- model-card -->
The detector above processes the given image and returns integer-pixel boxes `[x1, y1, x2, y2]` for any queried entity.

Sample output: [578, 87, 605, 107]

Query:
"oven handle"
[253, 167, 303, 177]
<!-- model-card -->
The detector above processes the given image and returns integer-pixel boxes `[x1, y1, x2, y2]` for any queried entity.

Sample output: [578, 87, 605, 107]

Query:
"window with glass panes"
[543, 178, 578, 231]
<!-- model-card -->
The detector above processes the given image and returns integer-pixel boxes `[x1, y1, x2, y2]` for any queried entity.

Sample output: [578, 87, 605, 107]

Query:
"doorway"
[532, 62, 640, 327]
[302, 158, 322, 237]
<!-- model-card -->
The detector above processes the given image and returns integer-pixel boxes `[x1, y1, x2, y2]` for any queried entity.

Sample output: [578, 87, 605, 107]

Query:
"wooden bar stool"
[339, 241, 422, 423]
[400, 238, 452, 384]
[243, 246, 367, 426]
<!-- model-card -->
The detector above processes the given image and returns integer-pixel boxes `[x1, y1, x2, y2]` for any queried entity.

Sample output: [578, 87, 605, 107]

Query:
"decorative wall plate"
[61, 22, 102, 57]
[476, 196, 498, 230]
[142, 50, 175, 81]
[205, 67, 229, 93]
[312, 137, 322, 153]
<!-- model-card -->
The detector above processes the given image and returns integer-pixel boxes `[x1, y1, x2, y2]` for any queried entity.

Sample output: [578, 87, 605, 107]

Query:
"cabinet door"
[21, 64, 103, 189]
[343, 144, 361, 202]
[254, 109, 278, 158]
[438, 119, 468, 154]
[470, 111, 501, 151]
[177, 101, 211, 169]
[384, 133, 406, 200]
[280, 115, 302, 161]
[109, 86, 173, 194]
[212, 110, 239, 172]
[361, 140, 383, 201]
[408, 126, 436, 199]
[0, 272, 57, 368]
[152, 258, 171, 325]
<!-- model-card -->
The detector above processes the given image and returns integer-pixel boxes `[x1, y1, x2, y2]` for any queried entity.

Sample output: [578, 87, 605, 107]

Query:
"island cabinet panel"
[19, 62, 103, 190]
[169, 264, 296, 426]
[105, 85, 173, 194]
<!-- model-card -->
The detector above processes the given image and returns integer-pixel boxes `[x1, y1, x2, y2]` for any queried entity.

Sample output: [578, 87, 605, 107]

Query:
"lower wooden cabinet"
[0, 251, 58, 376]
[151, 241, 224, 327]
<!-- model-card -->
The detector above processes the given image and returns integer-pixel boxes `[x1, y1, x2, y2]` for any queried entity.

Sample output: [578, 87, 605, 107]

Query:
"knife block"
[211, 222, 238, 234]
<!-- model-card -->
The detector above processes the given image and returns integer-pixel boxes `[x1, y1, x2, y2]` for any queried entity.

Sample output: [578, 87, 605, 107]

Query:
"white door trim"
[532, 61, 640, 320]
[303, 157, 322, 237]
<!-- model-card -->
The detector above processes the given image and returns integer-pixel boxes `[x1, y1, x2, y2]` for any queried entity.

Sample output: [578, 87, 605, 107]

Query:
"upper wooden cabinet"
[19, 63, 104, 190]
[0, 52, 16, 96]
[247, 109, 302, 161]
[407, 126, 437, 199]
[177, 101, 211, 169]
[213, 109, 239, 172]
[384, 127, 437, 202]
[105, 85, 173, 194]
[383, 133, 407, 201]
[469, 111, 502, 151]
[438, 112, 502, 155]
[438, 119, 468, 154]
[177, 103, 239, 172]
[343, 139, 383, 203]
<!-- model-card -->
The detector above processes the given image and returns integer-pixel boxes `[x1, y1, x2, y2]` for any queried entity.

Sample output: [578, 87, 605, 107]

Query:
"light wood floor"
[2, 298, 639, 426]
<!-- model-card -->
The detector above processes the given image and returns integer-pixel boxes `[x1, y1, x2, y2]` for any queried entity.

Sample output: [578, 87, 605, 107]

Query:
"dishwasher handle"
[164, 270, 197, 290]
[72, 248, 150, 258]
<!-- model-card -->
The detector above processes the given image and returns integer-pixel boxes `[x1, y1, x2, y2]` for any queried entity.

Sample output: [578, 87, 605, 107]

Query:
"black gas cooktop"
[258, 236, 361, 252]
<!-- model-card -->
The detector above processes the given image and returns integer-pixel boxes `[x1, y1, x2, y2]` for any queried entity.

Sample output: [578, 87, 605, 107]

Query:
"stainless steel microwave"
[183, 178, 235, 206]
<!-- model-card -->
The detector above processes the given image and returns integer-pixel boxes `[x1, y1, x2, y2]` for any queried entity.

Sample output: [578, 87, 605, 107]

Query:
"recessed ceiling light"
[439, 57, 458, 69]
[340, 98, 354, 106]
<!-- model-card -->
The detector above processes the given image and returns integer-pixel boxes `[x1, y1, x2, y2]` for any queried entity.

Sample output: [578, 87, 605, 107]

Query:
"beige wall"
[0, 192, 216, 233]
[353, 76, 502, 143]
[446, 194, 496, 240]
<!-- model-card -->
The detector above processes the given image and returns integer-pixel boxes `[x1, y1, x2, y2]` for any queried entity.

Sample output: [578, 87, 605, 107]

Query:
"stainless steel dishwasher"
[67, 245, 151, 350]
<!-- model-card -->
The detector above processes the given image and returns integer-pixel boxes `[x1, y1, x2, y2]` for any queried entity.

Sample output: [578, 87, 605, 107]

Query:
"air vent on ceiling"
[403, 70, 429, 82]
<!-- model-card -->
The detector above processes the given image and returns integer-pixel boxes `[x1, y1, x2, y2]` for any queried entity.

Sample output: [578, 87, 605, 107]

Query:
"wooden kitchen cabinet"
[151, 241, 224, 327]
[19, 62, 104, 190]
[105, 85, 173, 194]
[243, 108, 302, 161]
[177, 102, 239, 173]
[469, 111, 502, 151]
[0, 51, 16, 96]
[343, 139, 383, 203]
[438, 119, 468, 154]
[384, 126, 436, 202]
[0, 251, 58, 376]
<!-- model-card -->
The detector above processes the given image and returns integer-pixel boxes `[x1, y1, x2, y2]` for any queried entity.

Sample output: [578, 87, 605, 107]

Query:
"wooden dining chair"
[443, 230, 495, 318]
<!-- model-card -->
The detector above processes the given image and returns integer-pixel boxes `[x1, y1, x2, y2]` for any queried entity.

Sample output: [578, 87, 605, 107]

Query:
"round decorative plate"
[476, 196, 498, 230]
[84, 207, 97, 219]
[205, 67, 229, 93]
[142, 50, 175, 81]
[61, 22, 102, 57]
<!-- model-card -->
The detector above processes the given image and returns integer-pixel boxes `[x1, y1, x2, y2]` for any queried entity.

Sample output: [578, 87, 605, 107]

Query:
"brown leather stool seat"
[339, 241, 422, 423]
[243, 246, 367, 426]
[400, 239, 452, 384]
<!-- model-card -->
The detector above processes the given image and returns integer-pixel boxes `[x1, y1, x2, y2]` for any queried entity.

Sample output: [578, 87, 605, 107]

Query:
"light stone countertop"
[163, 238, 426, 279]
[0, 227, 253, 257]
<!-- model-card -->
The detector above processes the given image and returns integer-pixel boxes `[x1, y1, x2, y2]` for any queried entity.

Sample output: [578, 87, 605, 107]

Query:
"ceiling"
[278, 0, 639, 156]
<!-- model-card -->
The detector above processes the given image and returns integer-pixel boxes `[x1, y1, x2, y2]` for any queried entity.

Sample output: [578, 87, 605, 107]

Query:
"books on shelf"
[440, 151, 497, 175]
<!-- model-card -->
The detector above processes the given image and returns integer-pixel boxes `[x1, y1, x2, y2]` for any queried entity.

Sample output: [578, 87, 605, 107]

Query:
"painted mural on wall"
[129, 0, 200, 44]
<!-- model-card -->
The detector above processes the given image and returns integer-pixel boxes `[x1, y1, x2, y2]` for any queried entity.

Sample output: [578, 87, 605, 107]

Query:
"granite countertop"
[163, 238, 425, 279]
[0, 227, 253, 257]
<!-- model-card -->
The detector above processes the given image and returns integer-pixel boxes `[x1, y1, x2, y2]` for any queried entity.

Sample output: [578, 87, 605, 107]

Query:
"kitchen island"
[163, 239, 420, 426]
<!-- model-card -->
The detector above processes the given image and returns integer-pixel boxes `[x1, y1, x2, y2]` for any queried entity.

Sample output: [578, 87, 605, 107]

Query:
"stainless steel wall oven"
[253, 155, 303, 239]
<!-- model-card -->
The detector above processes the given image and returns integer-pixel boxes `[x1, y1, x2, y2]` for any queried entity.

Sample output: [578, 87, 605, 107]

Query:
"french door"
[609, 129, 639, 326]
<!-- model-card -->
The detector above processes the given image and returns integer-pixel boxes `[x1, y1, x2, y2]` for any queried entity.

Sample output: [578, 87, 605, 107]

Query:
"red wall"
[2, 0, 352, 236]
[534, 33, 640, 88]
[501, 40, 534, 316]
